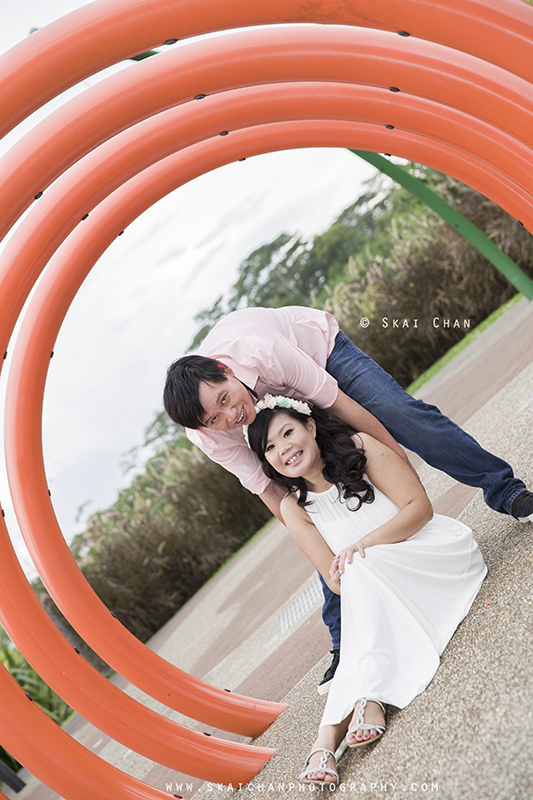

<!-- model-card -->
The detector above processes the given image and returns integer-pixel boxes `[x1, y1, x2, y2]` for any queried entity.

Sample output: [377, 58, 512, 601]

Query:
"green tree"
[120, 409, 189, 475]
[188, 170, 425, 349]
[187, 163, 533, 386]
[325, 173, 533, 386]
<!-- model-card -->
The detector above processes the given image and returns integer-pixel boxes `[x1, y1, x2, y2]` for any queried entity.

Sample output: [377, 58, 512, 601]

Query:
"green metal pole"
[351, 150, 533, 301]
[129, 50, 160, 61]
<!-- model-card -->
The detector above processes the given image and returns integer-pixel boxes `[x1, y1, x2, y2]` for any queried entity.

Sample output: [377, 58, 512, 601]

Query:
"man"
[163, 306, 533, 691]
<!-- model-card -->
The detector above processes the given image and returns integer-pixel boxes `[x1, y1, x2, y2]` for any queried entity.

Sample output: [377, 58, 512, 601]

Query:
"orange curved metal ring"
[4, 83, 533, 728]
[1, 0, 533, 795]
[0, 0, 532, 139]
[0, 661, 190, 800]
[1, 25, 533, 242]
[0, 527, 276, 784]
[2, 79, 533, 363]
[3, 111, 533, 788]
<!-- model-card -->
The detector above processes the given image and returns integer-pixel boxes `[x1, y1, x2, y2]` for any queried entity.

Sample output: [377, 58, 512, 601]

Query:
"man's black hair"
[163, 355, 228, 429]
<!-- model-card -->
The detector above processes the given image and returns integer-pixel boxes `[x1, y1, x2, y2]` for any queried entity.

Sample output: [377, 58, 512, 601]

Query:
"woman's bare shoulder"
[280, 492, 310, 523]
[280, 492, 298, 513]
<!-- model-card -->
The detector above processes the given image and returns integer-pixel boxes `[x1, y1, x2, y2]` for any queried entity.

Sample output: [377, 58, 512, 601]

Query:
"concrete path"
[4, 298, 533, 800]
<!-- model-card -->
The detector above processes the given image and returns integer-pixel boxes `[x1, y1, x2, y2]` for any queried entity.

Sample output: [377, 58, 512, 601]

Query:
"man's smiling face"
[198, 368, 257, 432]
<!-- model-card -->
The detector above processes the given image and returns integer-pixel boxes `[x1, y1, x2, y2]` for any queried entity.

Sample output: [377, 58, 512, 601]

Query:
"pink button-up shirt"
[187, 306, 340, 494]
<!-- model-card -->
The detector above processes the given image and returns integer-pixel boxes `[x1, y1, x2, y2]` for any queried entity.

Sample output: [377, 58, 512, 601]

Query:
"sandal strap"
[349, 698, 386, 735]
[356, 697, 386, 715]
[299, 766, 339, 783]
[303, 748, 337, 767]
[347, 723, 386, 736]
[299, 748, 339, 783]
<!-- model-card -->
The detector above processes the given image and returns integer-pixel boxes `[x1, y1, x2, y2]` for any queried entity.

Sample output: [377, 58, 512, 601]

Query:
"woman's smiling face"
[263, 411, 321, 479]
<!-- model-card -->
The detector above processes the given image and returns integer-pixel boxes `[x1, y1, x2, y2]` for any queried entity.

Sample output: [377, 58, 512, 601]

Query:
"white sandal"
[346, 698, 386, 748]
[299, 748, 339, 786]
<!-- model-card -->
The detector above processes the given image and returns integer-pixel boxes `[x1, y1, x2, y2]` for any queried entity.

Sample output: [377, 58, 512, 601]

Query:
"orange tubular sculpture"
[0, 0, 532, 796]
[1, 0, 532, 138]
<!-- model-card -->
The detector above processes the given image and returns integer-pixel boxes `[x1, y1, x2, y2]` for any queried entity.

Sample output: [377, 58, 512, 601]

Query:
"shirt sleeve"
[186, 428, 271, 495]
[266, 336, 339, 407]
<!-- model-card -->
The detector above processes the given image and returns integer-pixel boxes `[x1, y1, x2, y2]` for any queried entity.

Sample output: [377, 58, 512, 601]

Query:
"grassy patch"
[406, 293, 524, 394]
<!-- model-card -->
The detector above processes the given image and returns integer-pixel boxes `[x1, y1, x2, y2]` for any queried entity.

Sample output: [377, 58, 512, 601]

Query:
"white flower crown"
[243, 394, 312, 447]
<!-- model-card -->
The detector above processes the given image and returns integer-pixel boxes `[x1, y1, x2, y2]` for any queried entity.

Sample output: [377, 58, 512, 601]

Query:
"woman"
[246, 395, 487, 788]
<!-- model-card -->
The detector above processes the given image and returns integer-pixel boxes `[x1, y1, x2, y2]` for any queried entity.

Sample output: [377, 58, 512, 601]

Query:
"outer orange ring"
[1, 24, 533, 240]
[1, 0, 532, 138]
[0, 1, 532, 795]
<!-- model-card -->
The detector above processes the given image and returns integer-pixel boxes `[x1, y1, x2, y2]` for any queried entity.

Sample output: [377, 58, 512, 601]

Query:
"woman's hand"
[351, 539, 369, 559]
[330, 540, 369, 580]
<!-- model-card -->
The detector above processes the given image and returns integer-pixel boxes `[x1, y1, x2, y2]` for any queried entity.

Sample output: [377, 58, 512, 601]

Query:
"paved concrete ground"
[4, 298, 533, 800]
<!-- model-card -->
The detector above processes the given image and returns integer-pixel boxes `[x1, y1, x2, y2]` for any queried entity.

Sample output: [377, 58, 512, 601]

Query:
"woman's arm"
[335, 432, 433, 575]
[281, 494, 342, 595]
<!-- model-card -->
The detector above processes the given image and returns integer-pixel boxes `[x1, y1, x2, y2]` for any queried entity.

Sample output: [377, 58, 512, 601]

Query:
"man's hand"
[327, 561, 342, 594]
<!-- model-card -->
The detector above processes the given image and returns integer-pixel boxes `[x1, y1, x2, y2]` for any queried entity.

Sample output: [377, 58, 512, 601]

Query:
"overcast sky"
[0, 2, 378, 577]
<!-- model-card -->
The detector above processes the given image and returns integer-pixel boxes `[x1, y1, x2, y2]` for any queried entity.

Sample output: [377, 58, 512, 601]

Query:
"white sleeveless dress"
[305, 480, 487, 726]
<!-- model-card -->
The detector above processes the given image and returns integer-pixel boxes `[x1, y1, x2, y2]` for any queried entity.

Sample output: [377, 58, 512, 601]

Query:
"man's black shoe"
[318, 649, 340, 695]
[511, 490, 533, 522]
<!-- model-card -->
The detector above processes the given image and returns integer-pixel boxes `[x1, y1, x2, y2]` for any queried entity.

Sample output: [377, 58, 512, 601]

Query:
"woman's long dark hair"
[247, 405, 374, 510]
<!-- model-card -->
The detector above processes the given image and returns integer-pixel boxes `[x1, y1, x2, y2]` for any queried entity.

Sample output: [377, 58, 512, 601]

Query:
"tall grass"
[325, 175, 533, 387]
[65, 446, 272, 643]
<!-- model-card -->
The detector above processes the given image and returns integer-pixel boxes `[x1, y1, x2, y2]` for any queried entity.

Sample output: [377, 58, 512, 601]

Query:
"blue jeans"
[318, 331, 525, 647]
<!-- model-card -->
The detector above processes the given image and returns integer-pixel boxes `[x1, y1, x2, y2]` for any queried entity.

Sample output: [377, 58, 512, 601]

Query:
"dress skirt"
[305, 481, 487, 727]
